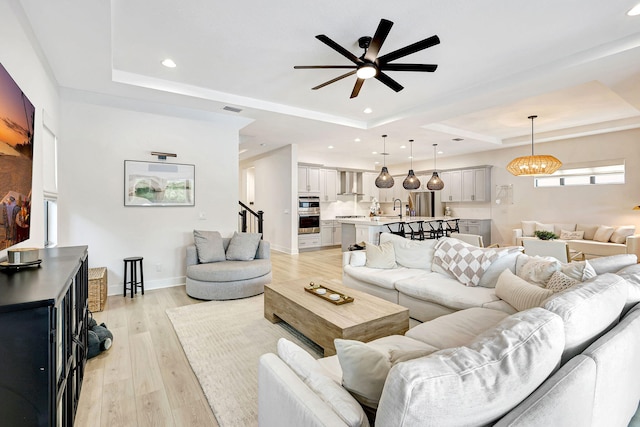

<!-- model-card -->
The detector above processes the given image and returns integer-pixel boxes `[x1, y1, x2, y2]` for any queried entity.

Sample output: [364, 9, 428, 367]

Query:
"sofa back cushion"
[380, 232, 437, 269]
[610, 225, 636, 244]
[376, 308, 564, 427]
[576, 224, 600, 240]
[588, 254, 637, 275]
[553, 223, 576, 236]
[478, 250, 521, 288]
[543, 273, 628, 363]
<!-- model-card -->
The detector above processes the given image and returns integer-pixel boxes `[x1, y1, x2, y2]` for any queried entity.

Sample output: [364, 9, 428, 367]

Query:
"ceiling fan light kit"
[294, 18, 439, 98]
[426, 143, 444, 191]
[403, 139, 421, 190]
[506, 115, 563, 176]
[375, 134, 395, 189]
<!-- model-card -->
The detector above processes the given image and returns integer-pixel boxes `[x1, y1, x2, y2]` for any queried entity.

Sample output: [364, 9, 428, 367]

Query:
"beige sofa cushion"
[560, 229, 584, 240]
[521, 221, 537, 237]
[380, 232, 437, 269]
[365, 241, 397, 269]
[576, 224, 600, 240]
[610, 225, 636, 244]
[593, 226, 615, 243]
[535, 222, 555, 233]
[376, 308, 565, 427]
[554, 223, 577, 235]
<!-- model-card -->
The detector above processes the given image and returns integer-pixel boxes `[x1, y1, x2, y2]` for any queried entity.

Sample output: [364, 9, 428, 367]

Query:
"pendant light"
[506, 115, 562, 176]
[426, 143, 444, 190]
[375, 134, 394, 189]
[403, 139, 421, 190]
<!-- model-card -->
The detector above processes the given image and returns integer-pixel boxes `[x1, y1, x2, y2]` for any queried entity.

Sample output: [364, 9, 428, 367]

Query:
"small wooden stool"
[123, 257, 144, 298]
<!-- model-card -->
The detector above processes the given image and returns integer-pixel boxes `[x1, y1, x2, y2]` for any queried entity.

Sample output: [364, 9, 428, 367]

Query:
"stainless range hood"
[338, 171, 364, 195]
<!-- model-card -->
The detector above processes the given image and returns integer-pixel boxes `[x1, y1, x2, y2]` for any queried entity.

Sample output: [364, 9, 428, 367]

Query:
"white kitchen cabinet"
[298, 234, 321, 249]
[462, 168, 489, 202]
[362, 172, 379, 202]
[320, 169, 338, 202]
[298, 166, 320, 193]
[392, 175, 409, 205]
[440, 170, 462, 202]
[320, 220, 342, 246]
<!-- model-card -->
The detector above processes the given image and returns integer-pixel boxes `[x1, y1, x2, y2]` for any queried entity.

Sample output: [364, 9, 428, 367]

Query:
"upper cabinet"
[298, 166, 320, 194]
[362, 172, 379, 202]
[320, 169, 338, 202]
[441, 167, 491, 203]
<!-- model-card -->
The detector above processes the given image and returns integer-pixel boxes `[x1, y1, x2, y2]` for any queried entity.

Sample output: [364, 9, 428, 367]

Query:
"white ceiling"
[17, 0, 640, 168]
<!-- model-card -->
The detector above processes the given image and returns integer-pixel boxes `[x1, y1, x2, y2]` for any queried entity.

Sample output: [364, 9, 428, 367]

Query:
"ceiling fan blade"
[378, 35, 440, 64]
[350, 78, 365, 98]
[316, 35, 361, 64]
[312, 70, 357, 90]
[375, 72, 404, 92]
[364, 19, 393, 62]
[294, 65, 357, 69]
[379, 63, 438, 72]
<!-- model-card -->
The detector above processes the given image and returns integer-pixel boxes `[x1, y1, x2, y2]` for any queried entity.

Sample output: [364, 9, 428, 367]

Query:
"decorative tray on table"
[304, 282, 354, 305]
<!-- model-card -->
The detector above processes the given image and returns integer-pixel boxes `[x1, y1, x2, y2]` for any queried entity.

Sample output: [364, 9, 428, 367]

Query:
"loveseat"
[513, 220, 640, 259]
[258, 242, 640, 426]
[185, 230, 272, 300]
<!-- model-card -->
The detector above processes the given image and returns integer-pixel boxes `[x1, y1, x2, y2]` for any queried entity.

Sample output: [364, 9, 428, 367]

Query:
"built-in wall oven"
[298, 196, 320, 234]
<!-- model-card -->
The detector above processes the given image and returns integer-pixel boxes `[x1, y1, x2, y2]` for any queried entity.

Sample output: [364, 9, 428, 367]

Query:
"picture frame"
[124, 160, 195, 206]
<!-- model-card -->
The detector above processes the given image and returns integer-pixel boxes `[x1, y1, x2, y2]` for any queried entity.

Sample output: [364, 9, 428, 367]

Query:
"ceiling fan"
[294, 19, 440, 98]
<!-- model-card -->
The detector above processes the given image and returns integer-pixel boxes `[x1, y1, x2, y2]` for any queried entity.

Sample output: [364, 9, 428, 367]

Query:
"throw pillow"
[365, 241, 397, 269]
[546, 270, 580, 292]
[380, 232, 437, 269]
[516, 256, 562, 286]
[561, 260, 596, 282]
[335, 339, 391, 409]
[225, 231, 262, 261]
[495, 270, 555, 311]
[521, 221, 537, 237]
[389, 348, 438, 364]
[560, 229, 585, 240]
[554, 223, 576, 236]
[593, 226, 615, 243]
[535, 222, 555, 233]
[193, 230, 226, 263]
[433, 238, 522, 287]
[610, 225, 636, 244]
[576, 224, 599, 240]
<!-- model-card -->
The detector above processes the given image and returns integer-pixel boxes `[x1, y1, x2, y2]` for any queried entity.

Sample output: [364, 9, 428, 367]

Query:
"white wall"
[406, 129, 640, 245]
[58, 97, 248, 294]
[242, 145, 298, 253]
[0, 0, 61, 254]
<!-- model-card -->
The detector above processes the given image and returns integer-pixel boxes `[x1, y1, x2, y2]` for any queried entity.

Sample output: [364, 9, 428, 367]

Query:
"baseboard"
[107, 276, 185, 296]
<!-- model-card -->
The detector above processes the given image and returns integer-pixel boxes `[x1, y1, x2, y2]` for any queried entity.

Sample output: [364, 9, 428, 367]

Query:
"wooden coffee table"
[264, 278, 409, 356]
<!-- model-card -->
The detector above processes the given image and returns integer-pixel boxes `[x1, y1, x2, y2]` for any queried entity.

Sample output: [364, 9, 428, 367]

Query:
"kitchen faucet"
[393, 198, 402, 219]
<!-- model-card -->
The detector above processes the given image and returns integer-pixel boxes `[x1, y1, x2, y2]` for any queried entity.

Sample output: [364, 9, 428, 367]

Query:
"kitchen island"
[338, 216, 459, 251]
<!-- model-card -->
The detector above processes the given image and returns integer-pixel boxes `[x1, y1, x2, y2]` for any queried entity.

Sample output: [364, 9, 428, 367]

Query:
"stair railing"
[239, 201, 264, 238]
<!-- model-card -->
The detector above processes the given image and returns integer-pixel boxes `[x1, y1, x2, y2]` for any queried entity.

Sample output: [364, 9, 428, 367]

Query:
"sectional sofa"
[512, 221, 640, 259]
[258, 233, 640, 426]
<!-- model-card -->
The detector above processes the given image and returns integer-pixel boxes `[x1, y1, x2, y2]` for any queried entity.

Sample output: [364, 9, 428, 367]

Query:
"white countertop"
[337, 216, 459, 225]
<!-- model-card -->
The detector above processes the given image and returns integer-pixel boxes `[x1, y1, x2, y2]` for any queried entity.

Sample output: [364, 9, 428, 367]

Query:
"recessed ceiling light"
[438, 151, 444, 155]
[161, 58, 177, 68]
[328, 145, 334, 149]
[363, 107, 373, 114]
[372, 151, 378, 155]
[374, 161, 380, 165]
[354, 138, 361, 142]
[628, 3, 640, 15]
[408, 155, 413, 159]
[400, 145, 406, 149]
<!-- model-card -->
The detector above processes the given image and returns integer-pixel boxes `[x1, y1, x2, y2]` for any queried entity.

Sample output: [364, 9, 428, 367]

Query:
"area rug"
[166, 294, 322, 427]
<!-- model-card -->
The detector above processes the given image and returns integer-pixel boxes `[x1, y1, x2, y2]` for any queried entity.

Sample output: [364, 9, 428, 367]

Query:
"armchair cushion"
[226, 232, 262, 261]
[193, 230, 226, 263]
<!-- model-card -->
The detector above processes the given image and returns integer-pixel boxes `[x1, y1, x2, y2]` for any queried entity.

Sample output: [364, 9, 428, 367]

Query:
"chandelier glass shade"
[403, 139, 421, 190]
[426, 143, 444, 191]
[507, 115, 562, 176]
[375, 135, 395, 189]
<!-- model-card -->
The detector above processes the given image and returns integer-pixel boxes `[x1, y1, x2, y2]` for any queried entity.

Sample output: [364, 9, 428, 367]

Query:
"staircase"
[238, 201, 263, 237]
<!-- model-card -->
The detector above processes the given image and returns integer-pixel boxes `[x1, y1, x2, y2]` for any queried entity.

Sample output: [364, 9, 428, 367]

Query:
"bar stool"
[444, 219, 460, 236]
[385, 222, 406, 237]
[123, 256, 144, 298]
[406, 221, 425, 240]
[426, 220, 445, 239]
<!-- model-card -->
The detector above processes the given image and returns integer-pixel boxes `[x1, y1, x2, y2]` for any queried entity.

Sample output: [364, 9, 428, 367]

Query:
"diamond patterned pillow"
[546, 270, 580, 292]
[433, 238, 522, 287]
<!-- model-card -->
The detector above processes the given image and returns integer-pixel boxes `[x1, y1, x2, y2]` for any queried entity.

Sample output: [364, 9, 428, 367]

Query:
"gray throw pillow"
[226, 232, 262, 261]
[193, 230, 226, 263]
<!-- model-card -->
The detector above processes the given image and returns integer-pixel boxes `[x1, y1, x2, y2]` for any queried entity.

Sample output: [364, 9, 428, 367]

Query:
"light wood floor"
[75, 246, 344, 427]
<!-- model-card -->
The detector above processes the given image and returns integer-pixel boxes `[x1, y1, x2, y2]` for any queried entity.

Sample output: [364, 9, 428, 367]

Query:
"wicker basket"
[88, 267, 108, 312]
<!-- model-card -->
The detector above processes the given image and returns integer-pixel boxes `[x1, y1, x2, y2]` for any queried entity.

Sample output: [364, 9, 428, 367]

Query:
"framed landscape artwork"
[124, 160, 195, 206]
[0, 63, 35, 249]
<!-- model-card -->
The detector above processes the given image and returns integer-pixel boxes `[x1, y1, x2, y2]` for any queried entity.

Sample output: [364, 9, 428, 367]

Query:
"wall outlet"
[198, 211, 207, 220]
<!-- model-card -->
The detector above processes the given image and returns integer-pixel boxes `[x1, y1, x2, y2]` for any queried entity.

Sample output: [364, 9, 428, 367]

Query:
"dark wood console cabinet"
[0, 246, 89, 426]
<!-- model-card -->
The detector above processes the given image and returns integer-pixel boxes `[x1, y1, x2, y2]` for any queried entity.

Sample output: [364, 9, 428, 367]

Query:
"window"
[534, 160, 625, 188]
[42, 113, 58, 247]
[44, 198, 57, 248]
